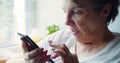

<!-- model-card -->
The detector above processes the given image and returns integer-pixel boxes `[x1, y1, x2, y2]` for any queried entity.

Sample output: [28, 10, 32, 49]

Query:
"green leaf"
[47, 24, 59, 35]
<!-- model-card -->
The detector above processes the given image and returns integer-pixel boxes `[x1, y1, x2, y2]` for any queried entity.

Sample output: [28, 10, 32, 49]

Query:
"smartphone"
[17, 33, 54, 63]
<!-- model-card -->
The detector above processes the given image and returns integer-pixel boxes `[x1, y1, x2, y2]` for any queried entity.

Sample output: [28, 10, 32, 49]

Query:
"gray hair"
[91, 0, 120, 25]
[73, 0, 120, 25]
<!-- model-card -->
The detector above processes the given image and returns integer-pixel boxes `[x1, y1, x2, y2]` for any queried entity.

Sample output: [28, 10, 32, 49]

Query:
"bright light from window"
[14, 0, 26, 34]
[0, 0, 67, 48]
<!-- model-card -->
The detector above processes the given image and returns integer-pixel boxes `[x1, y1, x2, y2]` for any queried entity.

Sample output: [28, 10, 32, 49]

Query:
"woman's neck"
[75, 29, 115, 58]
[78, 28, 114, 50]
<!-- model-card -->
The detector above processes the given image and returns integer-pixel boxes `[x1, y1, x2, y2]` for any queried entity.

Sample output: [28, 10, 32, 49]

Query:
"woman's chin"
[73, 35, 91, 43]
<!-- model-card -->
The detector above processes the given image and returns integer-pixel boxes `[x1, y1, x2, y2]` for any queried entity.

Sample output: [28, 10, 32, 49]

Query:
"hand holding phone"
[17, 33, 39, 51]
[17, 33, 54, 63]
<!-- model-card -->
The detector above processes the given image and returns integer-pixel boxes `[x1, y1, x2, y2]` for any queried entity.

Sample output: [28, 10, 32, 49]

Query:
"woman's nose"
[65, 12, 75, 26]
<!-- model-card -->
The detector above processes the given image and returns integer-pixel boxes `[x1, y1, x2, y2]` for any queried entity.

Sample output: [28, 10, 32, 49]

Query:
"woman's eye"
[74, 11, 81, 13]
[72, 8, 85, 15]
[73, 10, 84, 14]
[72, 10, 83, 16]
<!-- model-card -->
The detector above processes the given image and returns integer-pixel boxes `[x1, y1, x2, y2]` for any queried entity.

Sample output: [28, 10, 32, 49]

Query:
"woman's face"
[63, 0, 107, 43]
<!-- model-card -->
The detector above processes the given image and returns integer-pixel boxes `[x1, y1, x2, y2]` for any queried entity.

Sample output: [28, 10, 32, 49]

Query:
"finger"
[49, 43, 63, 50]
[25, 48, 43, 61]
[54, 49, 66, 58]
[51, 53, 59, 59]
[50, 44, 70, 58]
[62, 44, 71, 55]
[39, 55, 51, 63]
[50, 44, 66, 54]
[28, 51, 48, 63]
[52, 44, 72, 58]
[54, 44, 71, 55]
[50, 44, 69, 54]
[21, 37, 29, 52]
[36, 50, 48, 61]
[48, 40, 53, 45]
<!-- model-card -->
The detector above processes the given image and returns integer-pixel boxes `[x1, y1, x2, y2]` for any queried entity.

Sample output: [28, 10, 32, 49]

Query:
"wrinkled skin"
[63, 0, 112, 44]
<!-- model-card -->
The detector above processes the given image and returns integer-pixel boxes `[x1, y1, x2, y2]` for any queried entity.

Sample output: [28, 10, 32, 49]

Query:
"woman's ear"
[100, 3, 112, 21]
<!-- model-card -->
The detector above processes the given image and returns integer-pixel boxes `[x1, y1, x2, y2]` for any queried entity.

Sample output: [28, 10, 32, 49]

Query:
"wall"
[108, 8, 120, 33]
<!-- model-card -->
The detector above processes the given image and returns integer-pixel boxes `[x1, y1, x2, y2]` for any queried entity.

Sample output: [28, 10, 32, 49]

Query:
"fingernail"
[48, 40, 52, 42]
[42, 50, 48, 54]
[27, 43, 31, 49]
[51, 54, 59, 59]
[46, 55, 51, 60]
[49, 44, 54, 47]
[48, 40, 53, 45]
[40, 48, 44, 51]
[52, 48, 55, 50]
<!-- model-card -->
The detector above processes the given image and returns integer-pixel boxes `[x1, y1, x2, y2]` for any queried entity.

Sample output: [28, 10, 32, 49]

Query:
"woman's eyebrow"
[61, 5, 86, 13]
[72, 7, 86, 12]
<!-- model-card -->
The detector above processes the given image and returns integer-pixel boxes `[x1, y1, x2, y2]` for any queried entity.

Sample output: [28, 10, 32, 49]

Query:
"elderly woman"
[21, 0, 120, 63]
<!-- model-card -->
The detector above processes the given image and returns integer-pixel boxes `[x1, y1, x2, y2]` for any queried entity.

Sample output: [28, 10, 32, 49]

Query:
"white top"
[37, 29, 120, 63]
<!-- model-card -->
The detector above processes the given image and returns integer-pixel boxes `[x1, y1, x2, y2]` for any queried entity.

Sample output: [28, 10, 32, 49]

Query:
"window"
[0, 0, 16, 47]
[0, 0, 27, 47]
[0, 0, 66, 48]
[25, 0, 67, 36]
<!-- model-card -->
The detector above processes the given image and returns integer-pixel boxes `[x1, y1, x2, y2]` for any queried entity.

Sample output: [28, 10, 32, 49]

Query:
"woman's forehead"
[62, 0, 93, 10]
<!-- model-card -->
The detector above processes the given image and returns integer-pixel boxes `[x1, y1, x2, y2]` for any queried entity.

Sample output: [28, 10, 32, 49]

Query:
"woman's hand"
[50, 43, 79, 63]
[21, 38, 51, 63]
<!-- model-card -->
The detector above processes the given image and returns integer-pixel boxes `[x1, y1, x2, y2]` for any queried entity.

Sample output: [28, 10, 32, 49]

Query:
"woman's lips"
[71, 30, 79, 35]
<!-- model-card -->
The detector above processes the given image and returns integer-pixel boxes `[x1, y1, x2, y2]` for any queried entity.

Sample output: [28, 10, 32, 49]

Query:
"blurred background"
[0, 0, 119, 48]
[0, 0, 66, 48]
